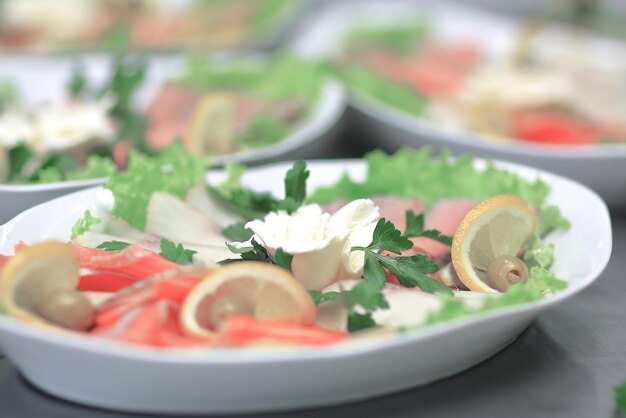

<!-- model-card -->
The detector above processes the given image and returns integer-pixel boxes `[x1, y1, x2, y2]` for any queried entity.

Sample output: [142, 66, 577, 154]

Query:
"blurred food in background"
[0, 0, 301, 52]
[330, 13, 626, 147]
[0, 58, 146, 184]
[0, 53, 330, 184]
[146, 54, 325, 157]
[546, 0, 626, 39]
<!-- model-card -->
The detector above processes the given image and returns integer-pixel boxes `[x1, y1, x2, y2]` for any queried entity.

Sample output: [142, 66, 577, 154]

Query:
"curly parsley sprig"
[218, 160, 455, 332]
[215, 161, 309, 241]
[306, 212, 454, 332]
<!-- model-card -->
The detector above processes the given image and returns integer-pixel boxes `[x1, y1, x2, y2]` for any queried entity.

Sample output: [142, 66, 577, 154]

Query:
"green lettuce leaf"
[537, 204, 571, 236]
[105, 142, 204, 229]
[215, 163, 246, 198]
[308, 147, 569, 234]
[332, 65, 426, 116]
[66, 155, 117, 181]
[342, 18, 430, 55]
[427, 266, 567, 326]
[251, 0, 299, 36]
[71, 210, 101, 239]
[523, 237, 555, 270]
[0, 80, 19, 111]
[34, 167, 64, 183]
[176, 54, 324, 103]
[238, 114, 289, 148]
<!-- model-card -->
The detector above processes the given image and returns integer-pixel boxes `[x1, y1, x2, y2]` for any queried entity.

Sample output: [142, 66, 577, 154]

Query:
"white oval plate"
[290, 0, 626, 212]
[0, 54, 346, 224]
[0, 158, 612, 414]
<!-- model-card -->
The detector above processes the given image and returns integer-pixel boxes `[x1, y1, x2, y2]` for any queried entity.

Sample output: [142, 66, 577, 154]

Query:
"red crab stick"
[217, 316, 348, 347]
[94, 300, 209, 348]
[0, 255, 10, 269]
[14, 242, 181, 292]
[510, 109, 600, 145]
[95, 276, 200, 328]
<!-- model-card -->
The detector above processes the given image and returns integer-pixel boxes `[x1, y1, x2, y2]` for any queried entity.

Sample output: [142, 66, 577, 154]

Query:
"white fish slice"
[145, 192, 225, 247]
[185, 184, 242, 228]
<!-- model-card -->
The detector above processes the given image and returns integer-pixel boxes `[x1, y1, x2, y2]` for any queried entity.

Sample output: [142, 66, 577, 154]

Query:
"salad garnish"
[0, 0, 301, 53]
[0, 148, 569, 348]
[96, 241, 131, 252]
[152, 54, 325, 157]
[103, 141, 205, 229]
[1, 57, 147, 185]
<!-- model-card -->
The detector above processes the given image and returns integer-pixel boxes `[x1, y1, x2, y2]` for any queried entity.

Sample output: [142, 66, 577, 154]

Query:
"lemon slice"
[451, 195, 536, 293]
[0, 241, 79, 328]
[185, 92, 236, 156]
[180, 262, 316, 338]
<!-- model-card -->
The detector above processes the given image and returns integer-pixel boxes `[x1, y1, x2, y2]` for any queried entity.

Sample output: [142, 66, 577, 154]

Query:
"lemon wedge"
[0, 241, 80, 328]
[451, 194, 536, 293]
[180, 262, 316, 338]
[185, 92, 236, 156]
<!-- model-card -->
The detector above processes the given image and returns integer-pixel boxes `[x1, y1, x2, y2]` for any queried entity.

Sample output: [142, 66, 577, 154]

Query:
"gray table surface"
[0, 219, 623, 418]
[1, 2, 625, 415]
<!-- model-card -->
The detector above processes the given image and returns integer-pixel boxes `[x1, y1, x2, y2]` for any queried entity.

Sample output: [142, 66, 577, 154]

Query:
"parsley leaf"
[225, 242, 254, 254]
[417, 230, 453, 246]
[7, 144, 33, 181]
[212, 188, 279, 221]
[348, 279, 389, 311]
[375, 253, 451, 295]
[222, 222, 254, 241]
[96, 241, 130, 252]
[210, 161, 310, 221]
[403, 211, 452, 246]
[283, 160, 309, 204]
[68, 66, 88, 97]
[274, 248, 293, 272]
[352, 217, 452, 296]
[362, 251, 388, 285]
[159, 239, 197, 265]
[99, 56, 149, 151]
[220, 239, 271, 264]
[353, 218, 412, 255]
[616, 379, 626, 414]
[348, 312, 377, 332]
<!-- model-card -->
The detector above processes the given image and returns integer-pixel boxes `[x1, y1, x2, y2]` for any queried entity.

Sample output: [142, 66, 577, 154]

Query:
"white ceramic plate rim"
[0, 158, 612, 364]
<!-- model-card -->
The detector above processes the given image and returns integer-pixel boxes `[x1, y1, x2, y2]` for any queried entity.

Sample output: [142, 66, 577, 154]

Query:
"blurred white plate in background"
[289, 0, 626, 212]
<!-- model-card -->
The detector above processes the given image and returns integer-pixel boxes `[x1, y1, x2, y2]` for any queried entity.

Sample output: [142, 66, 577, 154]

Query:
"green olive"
[35, 290, 96, 331]
[205, 296, 254, 330]
[486, 255, 529, 292]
